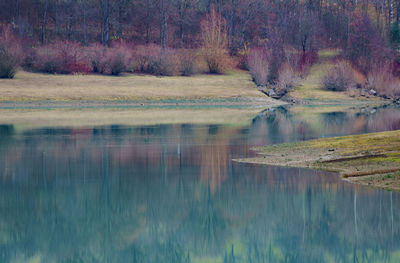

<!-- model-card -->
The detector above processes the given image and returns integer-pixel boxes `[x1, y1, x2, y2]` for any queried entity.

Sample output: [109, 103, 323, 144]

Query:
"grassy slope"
[0, 70, 273, 103]
[236, 130, 400, 191]
[289, 49, 383, 104]
[0, 51, 385, 106]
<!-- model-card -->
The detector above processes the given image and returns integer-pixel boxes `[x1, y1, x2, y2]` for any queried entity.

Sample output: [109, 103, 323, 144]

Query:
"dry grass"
[0, 108, 263, 131]
[235, 130, 400, 191]
[0, 70, 267, 102]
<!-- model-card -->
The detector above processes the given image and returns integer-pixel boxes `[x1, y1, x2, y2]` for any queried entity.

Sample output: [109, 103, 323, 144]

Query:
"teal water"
[0, 106, 400, 263]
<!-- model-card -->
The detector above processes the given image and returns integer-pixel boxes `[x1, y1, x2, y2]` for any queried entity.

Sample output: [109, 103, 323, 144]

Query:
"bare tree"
[145, 0, 153, 43]
[39, 0, 49, 44]
[82, 0, 88, 45]
[100, 0, 110, 46]
[175, 0, 197, 45]
[236, 0, 262, 49]
[116, 0, 131, 39]
[159, 0, 170, 49]
[200, 7, 229, 73]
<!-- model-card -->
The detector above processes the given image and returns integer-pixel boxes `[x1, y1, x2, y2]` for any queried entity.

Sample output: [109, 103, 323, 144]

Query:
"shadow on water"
[0, 106, 400, 262]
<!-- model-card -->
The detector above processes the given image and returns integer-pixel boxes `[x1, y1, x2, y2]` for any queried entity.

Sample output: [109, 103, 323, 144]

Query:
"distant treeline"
[1, 0, 400, 51]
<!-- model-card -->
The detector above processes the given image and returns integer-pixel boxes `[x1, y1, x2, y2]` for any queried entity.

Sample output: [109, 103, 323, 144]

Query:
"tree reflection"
[0, 106, 400, 262]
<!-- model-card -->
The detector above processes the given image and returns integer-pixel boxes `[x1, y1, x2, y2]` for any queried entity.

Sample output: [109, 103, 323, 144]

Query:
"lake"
[0, 105, 399, 263]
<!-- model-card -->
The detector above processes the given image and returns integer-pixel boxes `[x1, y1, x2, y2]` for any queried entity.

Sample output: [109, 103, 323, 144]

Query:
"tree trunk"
[228, 7, 234, 49]
[146, 0, 151, 43]
[118, 1, 124, 39]
[397, 0, 400, 23]
[207, 0, 213, 13]
[382, 0, 386, 39]
[83, 0, 88, 45]
[54, 0, 59, 36]
[41, 0, 48, 44]
[389, 0, 394, 26]
[14, 0, 20, 24]
[160, 0, 168, 49]
[67, 14, 73, 40]
[178, 0, 186, 45]
[362, 0, 369, 14]
[376, 4, 381, 29]
[101, 0, 110, 46]
[238, 8, 250, 49]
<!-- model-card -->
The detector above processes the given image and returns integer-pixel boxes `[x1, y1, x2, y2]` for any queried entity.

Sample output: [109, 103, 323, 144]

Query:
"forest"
[1, 0, 400, 99]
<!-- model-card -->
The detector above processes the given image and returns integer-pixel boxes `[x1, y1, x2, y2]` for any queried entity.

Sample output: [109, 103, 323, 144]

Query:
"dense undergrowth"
[0, 11, 233, 78]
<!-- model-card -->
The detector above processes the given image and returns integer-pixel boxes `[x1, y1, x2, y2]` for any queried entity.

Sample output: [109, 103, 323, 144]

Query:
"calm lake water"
[0, 106, 400, 263]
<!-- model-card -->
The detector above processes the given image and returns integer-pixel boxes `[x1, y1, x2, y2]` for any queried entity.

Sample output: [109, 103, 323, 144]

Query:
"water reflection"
[0, 106, 399, 262]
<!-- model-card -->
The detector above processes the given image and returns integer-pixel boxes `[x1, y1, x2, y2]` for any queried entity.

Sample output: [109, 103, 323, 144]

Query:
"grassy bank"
[235, 130, 400, 191]
[288, 49, 386, 104]
[0, 55, 389, 108]
[0, 70, 278, 105]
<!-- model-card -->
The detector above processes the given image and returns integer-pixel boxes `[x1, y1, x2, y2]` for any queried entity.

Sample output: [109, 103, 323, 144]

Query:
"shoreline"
[234, 130, 400, 191]
[0, 97, 286, 109]
[0, 96, 392, 110]
[0, 69, 391, 109]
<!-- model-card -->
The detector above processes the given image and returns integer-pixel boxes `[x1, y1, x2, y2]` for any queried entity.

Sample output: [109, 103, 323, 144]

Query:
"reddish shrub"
[246, 47, 270, 86]
[178, 49, 197, 76]
[106, 42, 133, 75]
[237, 48, 249, 70]
[86, 43, 108, 74]
[297, 51, 318, 74]
[277, 63, 299, 90]
[367, 64, 400, 98]
[393, 57, 400, 77]
[247, 46, 302, 89]
[31, 41, 90, 74]
[202, 48, 231, 74]
[68, 62, 92, 74]
[284, 48, 301, 71]
[322, 61, 355, 91]
[31, 41, 133, 76]
[0, 25, 24, 78]
[268, 49, 285, 83]
[57, 41, 88, 73]
[133, 44, 160, 73]
[32, 46, 62, 73]
[200, 8, 231, 74]
[133, 44, 179, 76]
